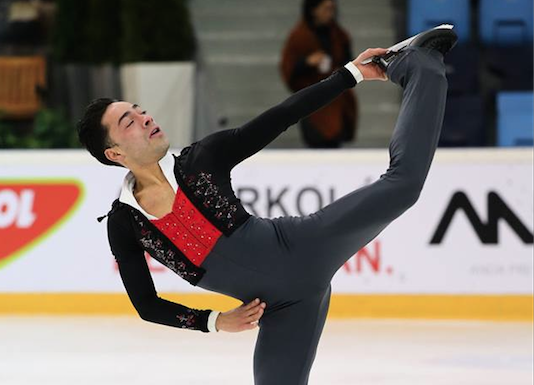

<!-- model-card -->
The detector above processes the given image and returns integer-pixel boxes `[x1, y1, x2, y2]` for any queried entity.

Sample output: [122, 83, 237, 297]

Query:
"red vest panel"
[151, 188, 222, 267]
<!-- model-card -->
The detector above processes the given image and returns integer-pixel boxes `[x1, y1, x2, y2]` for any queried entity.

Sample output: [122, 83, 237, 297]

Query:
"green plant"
[33, 108, 80, 148]
[84, 0, 122, 64]
[52, 0, 196, 64]
[0, 109, 79, 149]
[0, 116, 15, 148]
[52, 0, 123, 64]
[51, 0, 88, 63]
[120, 0, 196, 62]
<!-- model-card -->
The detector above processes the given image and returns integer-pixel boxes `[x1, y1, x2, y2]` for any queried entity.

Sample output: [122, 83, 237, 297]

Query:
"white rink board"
[0, 149, 532, 295]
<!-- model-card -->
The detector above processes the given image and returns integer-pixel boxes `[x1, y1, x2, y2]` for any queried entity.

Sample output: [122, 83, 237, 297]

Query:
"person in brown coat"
[280, 0, 358, 148]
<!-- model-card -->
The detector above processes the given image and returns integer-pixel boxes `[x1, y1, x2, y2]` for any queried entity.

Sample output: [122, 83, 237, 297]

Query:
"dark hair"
[302, 0, 337, 26]
[77, 98, 123, 167]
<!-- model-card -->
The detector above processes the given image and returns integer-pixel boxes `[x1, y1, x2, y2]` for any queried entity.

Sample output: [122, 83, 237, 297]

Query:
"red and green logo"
[0, 180, 84, 269]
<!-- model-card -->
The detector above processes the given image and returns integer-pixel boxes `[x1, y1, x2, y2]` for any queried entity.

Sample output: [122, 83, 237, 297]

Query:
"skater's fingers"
[244, 298, 261, 310]
[242, 305, 262, 319]
[368, 63, 388, 80]
[244, 299, 266, 313]
[365, 47, 388, 56]
[244, 301, 266, 317]
[243, 298, 260, 311]
[355, 47, 388, 62]
[245, 307, 264, 322]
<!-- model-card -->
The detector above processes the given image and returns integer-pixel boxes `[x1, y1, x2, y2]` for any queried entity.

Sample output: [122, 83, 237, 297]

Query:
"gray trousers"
[197, 47, 448, 385]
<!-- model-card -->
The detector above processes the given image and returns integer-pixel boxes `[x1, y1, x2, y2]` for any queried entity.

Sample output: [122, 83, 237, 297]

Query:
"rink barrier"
[1, 149, 532, 318]
[0, 293, 532, 321]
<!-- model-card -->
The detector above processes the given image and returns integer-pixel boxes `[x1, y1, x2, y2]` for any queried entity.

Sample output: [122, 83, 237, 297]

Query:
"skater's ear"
[104, 146, 125, 167]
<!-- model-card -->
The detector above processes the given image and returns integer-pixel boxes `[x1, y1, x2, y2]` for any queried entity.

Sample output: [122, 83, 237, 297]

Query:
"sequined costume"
[103, 47, 448, 384]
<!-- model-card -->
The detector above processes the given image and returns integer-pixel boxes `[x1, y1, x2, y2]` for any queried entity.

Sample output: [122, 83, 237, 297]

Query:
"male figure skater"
[78, 27, 457, 385]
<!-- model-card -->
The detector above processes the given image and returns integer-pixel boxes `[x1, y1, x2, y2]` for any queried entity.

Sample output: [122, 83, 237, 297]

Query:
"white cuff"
[207, 310, 220, 332]
[344, 62, 364, 84]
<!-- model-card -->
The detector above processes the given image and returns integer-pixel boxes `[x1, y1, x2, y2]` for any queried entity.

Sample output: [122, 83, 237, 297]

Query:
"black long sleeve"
[107, 215, 211, 332]
[103, 67, 357, 327]
[199, 67, 356, 170]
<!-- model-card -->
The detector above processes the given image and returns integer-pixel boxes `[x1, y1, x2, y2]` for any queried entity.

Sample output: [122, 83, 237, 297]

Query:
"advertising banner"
[0, 149, 532, 295]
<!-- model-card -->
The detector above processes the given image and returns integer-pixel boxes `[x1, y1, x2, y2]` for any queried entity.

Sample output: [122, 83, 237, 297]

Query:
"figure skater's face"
[313, 0, 335, 26]
[101, 101, 170, 169]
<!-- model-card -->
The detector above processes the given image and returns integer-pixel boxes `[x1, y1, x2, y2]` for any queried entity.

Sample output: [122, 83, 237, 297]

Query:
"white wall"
[120, 63, 195, 148]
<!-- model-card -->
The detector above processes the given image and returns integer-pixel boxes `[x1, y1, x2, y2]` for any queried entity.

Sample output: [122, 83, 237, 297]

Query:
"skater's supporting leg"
[253, 285, 332, 385]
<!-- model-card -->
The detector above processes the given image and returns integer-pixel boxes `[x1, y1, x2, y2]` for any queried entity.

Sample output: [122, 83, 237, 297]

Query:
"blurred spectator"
[280, 0, 358, 148]
[0, 0, 55, 55]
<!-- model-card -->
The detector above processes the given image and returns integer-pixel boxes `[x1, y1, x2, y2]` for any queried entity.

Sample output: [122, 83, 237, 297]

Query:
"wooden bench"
[0, 56, 46, 119]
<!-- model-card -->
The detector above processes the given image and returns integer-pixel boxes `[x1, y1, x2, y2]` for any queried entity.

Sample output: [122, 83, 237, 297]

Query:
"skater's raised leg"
[282, 46, 450, 283]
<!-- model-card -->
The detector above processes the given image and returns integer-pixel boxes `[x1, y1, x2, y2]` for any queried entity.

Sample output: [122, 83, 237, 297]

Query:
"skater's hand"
[352, 48, 389, 81]
[216, 298, 266, 332]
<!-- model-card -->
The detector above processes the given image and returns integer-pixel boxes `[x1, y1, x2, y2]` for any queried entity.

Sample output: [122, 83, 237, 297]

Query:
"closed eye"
[124, 108, 146, 128]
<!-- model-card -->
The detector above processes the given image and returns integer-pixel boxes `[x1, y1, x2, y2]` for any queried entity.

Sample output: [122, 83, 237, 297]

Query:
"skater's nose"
[142, 113, 154, 127]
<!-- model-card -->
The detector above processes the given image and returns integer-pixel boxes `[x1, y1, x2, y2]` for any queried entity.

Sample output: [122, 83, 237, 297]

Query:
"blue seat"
[497, 92, 534, 146]
[483, 45, 533, 91]
[439, 95, 486, 147]
[408, 0, 471, 43]
[479, 0, 534, 45]
[444, 43, 480, 95]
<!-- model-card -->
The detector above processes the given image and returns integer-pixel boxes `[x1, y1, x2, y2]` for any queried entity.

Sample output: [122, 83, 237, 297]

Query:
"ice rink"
[0, 316, 531, 385]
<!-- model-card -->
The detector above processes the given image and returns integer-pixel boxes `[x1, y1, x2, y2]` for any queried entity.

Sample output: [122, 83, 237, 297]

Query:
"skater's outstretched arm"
[199, 48, 387, 170]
